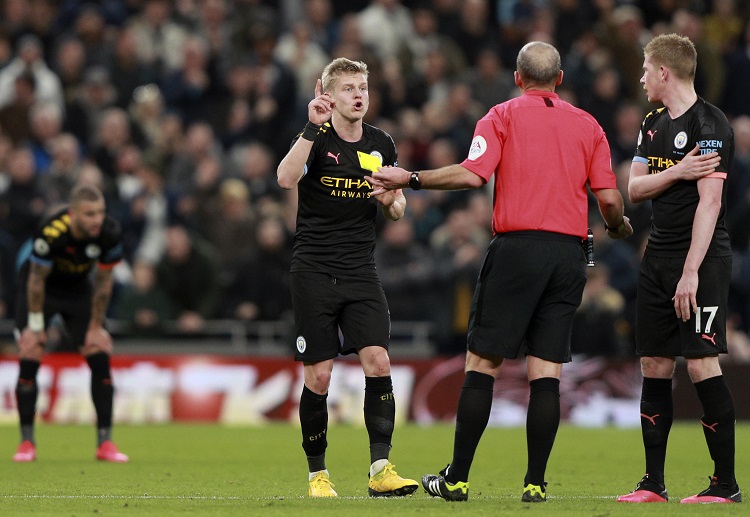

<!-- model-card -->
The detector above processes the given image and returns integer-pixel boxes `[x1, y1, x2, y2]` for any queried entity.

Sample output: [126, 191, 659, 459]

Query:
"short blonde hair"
[322, 57, 368, 93]
[644, 33, 697, 82]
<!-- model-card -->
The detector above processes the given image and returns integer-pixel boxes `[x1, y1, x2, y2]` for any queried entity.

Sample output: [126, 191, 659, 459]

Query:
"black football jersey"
[19, 207, 123, 295]
[634, 98, 733, 257]
[290, 121, 398, 273]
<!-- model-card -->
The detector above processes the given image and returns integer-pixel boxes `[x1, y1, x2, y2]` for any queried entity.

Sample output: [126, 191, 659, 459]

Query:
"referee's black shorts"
[636, 254, 731, 358]
[467, 231, 587, 363]
[290, 270, 390, 363]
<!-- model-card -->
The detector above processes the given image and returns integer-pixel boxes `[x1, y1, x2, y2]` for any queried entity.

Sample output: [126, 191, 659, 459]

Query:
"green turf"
[0, 422, 747, 515]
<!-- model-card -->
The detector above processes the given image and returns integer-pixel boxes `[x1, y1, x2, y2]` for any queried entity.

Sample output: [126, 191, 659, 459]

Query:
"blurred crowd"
[0, 0, 749, 359]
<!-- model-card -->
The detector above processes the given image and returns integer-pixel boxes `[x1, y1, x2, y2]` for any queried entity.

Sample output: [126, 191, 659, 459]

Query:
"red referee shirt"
[460, 90, 616, 239]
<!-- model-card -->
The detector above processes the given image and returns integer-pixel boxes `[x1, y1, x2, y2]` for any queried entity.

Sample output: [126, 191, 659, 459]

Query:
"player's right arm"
[277, 79, 333, 189]
[628, 144, 720, 203]
[19, 262, 52, 357]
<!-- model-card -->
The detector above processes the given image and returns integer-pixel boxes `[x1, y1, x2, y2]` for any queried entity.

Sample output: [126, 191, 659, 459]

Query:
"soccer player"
[617, 34, 741, 504]
[276, 57, 418, 498]
[369, 41, 632, 502]
[13, 184, 128, 463]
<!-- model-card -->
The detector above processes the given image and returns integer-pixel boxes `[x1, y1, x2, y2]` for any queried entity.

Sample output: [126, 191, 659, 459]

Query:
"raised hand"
[308, 79, 334, 126]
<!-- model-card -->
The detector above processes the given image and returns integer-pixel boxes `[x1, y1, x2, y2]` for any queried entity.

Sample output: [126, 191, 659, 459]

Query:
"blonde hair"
[321, 57, 368, 93]
[644, 33, 697, 82]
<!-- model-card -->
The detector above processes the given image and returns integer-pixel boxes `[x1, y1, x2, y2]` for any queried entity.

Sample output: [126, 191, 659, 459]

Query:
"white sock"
[309, 469, 329, 481]
[370, 459, 389, 478]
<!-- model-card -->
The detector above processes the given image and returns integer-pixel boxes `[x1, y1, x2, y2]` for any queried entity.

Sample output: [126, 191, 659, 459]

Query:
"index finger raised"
[314, 78, 322, 98]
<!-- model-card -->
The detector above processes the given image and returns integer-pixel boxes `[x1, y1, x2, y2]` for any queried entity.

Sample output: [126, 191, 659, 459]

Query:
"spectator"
[571, 264, 629, 358]
[301, 0, 340, 55]
[231, 141, 284, 208]
[161, 35, 224, 128]
[71, 3, 114, 68]
[721, 21, 750, 119]
[0, 71, 36, 145]
[727, 116, 750, 252]
[166, 121, 223, 194]
[273, 20, 330, 115]
[222, 216, 292, 322]
[53, 36, 86, 104]
[672, 9, 725, 106]
[200, 177, 256, 275]
[461, 48, 515, 114]
[155, 221, 222, 333]
[27, 100, 64, 175]
[127, 0, 189, 77]
[90, 107, 134, 195]
[0, 146, 46, 251]
[109, 27, 159, 110]
[357, 0, 415, 65]
[37, 132, 82, 205]
[114, 260, 177, 336]
[0, 34, 64, 113]
[63, 66, 117, 151]
[375, 216, 437, 322]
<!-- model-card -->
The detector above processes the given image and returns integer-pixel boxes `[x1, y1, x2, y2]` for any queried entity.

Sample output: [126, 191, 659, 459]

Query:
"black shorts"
[15, 286, 93, 351]
[636, 254, 731, 358]
[290, 271, 390, 362]
[467, 232, 587, 363]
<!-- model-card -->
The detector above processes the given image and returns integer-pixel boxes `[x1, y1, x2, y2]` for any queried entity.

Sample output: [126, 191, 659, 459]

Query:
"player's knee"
[17, 340, 44, 361]
[82, 341, 113, 357]
[307, 370, 332, 393]
[360, 346, 391, 377]
[686, 357, 722, 383]
[640, 356, 675, 378]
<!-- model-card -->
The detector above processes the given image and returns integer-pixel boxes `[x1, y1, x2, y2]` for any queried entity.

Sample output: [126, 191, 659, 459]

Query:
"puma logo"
[327, 151, 340, 164]
[701, 419, 719, 433]
[640, 413, 660, 425]
[647, 129, 658, 141]
[701, 333, 717, 346]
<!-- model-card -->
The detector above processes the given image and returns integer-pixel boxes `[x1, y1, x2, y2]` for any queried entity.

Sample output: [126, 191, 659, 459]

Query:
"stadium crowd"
[0, 0, 749, 358]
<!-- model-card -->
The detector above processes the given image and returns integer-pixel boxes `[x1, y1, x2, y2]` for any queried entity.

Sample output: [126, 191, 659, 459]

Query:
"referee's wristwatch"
[408, 171, 422, 190]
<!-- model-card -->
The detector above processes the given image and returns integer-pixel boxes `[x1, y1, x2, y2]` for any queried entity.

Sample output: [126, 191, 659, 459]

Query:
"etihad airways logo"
[321, 176, 372, 198]
[647, 156, 679, 174]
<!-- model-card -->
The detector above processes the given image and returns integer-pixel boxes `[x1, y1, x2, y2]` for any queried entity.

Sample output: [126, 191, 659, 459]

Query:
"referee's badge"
[296, 336, 307, 354]
[468, 136, 487, 160]
[674, 131, 688, 149]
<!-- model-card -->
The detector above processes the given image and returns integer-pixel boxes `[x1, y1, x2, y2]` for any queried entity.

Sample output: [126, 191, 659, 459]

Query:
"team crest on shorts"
[296, 336, 307, 354]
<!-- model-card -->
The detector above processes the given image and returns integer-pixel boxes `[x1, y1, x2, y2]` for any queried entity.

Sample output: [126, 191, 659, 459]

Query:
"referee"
[370, 41, 633, 502]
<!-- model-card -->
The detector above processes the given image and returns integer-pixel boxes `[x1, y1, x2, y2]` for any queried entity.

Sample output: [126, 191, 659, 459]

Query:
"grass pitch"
[1, 422, 747, 516]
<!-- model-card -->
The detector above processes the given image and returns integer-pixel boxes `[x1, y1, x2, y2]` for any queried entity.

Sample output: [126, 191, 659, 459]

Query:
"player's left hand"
[673, 270, 699, 322]
[84, 326, 113, 355]
[371, 187, 402, 207]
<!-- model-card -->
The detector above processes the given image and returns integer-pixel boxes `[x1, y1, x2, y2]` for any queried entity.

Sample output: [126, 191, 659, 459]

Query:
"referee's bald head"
[517, 41, 561, 87]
